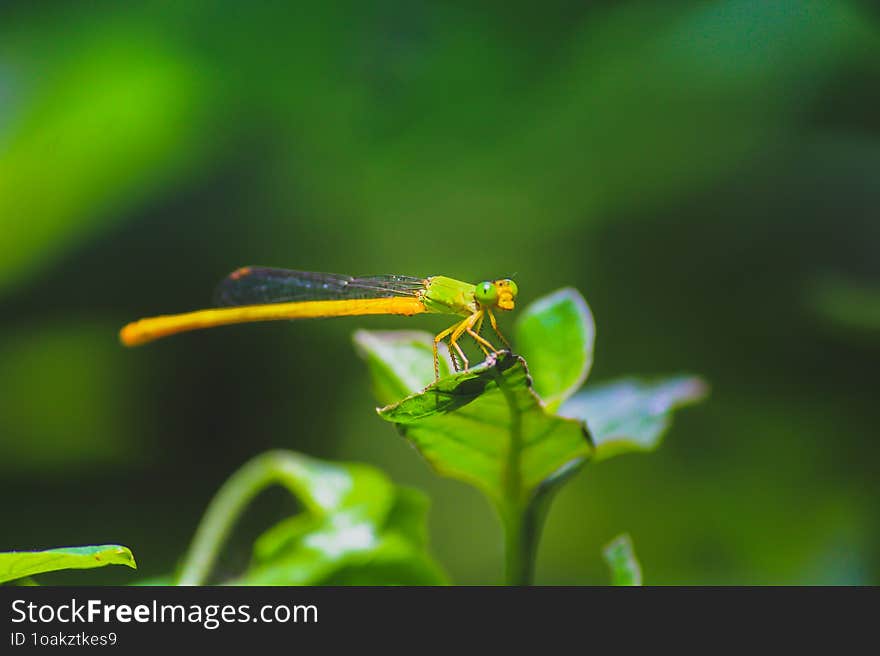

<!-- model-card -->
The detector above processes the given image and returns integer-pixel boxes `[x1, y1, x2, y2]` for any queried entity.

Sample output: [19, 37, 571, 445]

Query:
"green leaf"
[603, 533, 642, 586]
[559, 376, 708, 462]
[358, 332, 594, 584]
[0, 545, 136, 584]
[246, 532, 446, 586]
[240, 482, 447, 585]
[360, 341, 592, 511]
[176, 450, 446, 586]
[514, 288, 595, 411]
[353, 330, 453, 406]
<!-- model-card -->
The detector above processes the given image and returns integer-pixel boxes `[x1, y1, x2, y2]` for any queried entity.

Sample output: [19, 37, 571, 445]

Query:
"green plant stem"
[177, 450, 303, 585]
[502, 506, 536, 585]
[495, 362, 536, 586]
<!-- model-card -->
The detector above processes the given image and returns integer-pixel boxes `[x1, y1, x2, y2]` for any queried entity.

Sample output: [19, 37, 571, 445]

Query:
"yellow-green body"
[419, 275, 519, 378]
[421, 276, 478, 316]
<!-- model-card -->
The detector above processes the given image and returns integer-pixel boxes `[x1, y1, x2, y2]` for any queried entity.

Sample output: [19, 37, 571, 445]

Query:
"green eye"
[505, 279, 519, 298]
[475, 281, 498, 306]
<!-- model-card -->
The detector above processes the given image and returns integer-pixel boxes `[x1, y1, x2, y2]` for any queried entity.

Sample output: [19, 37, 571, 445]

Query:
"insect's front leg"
[471, 313, 492, 357]
[467, 310, 500, 356]
[487, 309, 511, 349]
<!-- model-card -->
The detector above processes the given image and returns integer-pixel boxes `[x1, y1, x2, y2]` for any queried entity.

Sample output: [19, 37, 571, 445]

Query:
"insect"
[119, 267, 518, 379]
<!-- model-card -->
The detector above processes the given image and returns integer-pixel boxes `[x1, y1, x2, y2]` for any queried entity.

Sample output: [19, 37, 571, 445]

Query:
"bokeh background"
[1, 0, 878, 585]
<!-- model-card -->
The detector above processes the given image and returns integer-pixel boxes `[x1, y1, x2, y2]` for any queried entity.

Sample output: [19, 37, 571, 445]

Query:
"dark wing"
[214, 267, 425, 306]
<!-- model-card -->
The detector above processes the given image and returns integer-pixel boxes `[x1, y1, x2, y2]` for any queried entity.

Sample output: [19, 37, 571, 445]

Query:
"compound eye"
[475, 281, 498, 306]
[504, 279, 519, 298]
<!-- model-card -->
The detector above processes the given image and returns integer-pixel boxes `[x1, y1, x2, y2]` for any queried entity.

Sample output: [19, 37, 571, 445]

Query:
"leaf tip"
[603, 533, 642, 586]
[673, 375, 711, 405]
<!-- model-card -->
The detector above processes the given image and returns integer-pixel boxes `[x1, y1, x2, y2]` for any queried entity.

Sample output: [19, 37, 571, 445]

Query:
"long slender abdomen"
[119, 297, 427, 346]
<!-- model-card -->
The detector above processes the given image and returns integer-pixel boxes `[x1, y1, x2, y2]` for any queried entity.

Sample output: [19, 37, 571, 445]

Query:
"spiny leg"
[467, 327, 500, 356]
[487, 309, 511, 349]
[433, 322, 458, 380]
[467, 309, 501, 355]
[451, 340, 468, 371]
[447, 315, 476, 372]
[447, 337, 465, 373]
[471, 313, 491, 357]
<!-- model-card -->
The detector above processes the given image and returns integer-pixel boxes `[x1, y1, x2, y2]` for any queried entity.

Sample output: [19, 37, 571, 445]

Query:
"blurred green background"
[1, 0, 878, 585]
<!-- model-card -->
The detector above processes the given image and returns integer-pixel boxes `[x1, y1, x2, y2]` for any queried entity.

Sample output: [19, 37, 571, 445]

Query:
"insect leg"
[471, 313, 492, 357]
[487, 309, 511, 349]
[433, 322, 459, 380]
[448, 316, 475, 371]
[467, 310, 500, 355]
